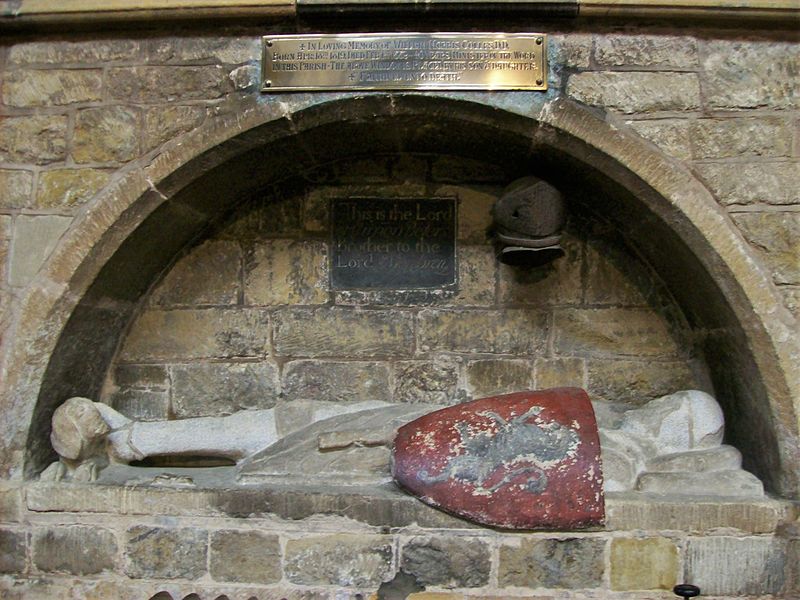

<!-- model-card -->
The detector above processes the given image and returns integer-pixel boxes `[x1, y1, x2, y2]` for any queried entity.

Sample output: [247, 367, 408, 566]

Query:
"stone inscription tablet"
[330, 198, 457, 290]
[262, 33, 547, 91]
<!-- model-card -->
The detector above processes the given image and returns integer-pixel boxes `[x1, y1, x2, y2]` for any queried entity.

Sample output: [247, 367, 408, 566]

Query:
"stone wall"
[0, 24, 798, 600]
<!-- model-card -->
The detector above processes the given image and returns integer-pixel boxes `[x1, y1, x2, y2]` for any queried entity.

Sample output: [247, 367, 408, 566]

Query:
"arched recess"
[2, 94, 797, 497]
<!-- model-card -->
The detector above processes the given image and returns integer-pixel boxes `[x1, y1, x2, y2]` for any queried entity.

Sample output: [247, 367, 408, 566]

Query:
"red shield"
[391, 388, 604, 529]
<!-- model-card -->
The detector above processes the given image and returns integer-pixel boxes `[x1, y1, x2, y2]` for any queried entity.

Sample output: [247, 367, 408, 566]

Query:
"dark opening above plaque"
[262, 33, 547, 92]
[331, 198, 457, 290]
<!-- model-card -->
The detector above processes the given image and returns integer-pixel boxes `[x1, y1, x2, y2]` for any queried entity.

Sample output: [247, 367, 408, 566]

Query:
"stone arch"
[2, 94, 797, 497]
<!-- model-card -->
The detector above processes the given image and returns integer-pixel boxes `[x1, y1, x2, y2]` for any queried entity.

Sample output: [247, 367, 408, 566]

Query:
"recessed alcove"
[23, 95, 798, 503]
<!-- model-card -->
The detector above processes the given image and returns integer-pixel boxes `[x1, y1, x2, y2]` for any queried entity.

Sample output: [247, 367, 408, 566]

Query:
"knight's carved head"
[50, 397, 110, 462]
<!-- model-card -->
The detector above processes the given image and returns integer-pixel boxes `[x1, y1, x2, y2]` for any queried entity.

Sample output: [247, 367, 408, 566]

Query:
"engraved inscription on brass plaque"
[262, 33, 547, 92]
[330, 198, 457, 290]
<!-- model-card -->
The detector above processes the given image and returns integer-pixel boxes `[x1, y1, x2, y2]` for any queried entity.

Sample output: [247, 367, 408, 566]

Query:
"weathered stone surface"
[126, 526, 207, 579]
[108, 66, 234, 102]
[702, 41, 799, 109]
[535, 357, 585, 390]
[401, 536, 490, 588]
[2, 69, 103, 107]
[587, 358, 695, 404]
[0, 115, 68, 164]
[151, 240, 241, 306]
[274, 307, 414, 358]
[109, 388, 169, 421]
[32, 526, 117, 575]
[0, 486, 21, 522]
[498, 235, 582, 305]
[430, 156, 506, 183]
[143, 105, 206, 151]
[221, 194, 303, 240]
[0, 215, 11, 239]
[554, 308, 679, 358]
[567, 72, 701, 114]
[732, 212, 800, 284]
[282, 360, 391, 403]
[73, 107, 139, 163]
[646, 445, 742, 473]
[595, 35, 698, 68]
[393, 359, 462, 403]
[0, 170, 34, 209]
[499, 537, 606, 588]
[418, 309, 548, 354]
[245, 240, 328, 306]
[9, 215, 71, 287]
[435, 186, 494, 243]
[453, 245, 496, 306]
[8, 40, 140, 65]
[113, 364, 168, 389]
[148, 36, 259, 64]
[610, 537, 678, 590]
[120, 308, 270, 360]
[690, 118, 793, 159]
[549, 33, 592, 68]
[781, 287, 800, 318]
[35, 168, 110, 209]
[583, 240, 653, 306]
[209, 530, 281, 584]
[637, 469, 764, 497]
[696, 162, 799, 206]
[685, 536, 786, 595]
[0, 529, 26, 573]
[467, 358, 532, 397]
[171, 361, 279, 417]
[628, 119, 693, 161]
[284, 534, 393, 586]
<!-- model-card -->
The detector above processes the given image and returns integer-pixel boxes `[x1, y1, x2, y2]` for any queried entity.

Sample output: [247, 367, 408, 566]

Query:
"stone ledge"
[22, 479, 795, 534]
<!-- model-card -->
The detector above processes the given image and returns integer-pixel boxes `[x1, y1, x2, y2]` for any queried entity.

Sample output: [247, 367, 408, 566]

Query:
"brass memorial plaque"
[262, 33, 547, 92]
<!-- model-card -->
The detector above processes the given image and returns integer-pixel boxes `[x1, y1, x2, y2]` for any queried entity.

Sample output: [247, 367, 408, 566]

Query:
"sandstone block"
[467, 358, 532, 397]
[553, 308, 679, 358]
[0, 529, 26, 573]
[120, 308, 270, 360]
[282, 360, 391, 403]
[435, 186, 494, 243]
[567, 72, 700, 114]
[401, 536, 490, 588]
[170, 361, 280, 418]
[147, 36, 259, 64]
[431, 156, 506, 183]
[499, 537, 605, 589]
[583, 240, 653, 306]
[453, 245, 496, 306]
[8, 40, 140, 65]
[0, 216, 10, 239]
[781, 287, 800, 318]
[108, 66, 234, 103]
[586, 358, 695, 405]
[637, 470, 764, 497]
[126, 526, 207, 579]
[143, 105, 206, 151]
[36, 168, 110, 209]
[274, 307, 414, 358]
[610, 537, 678, 590]
[595, 35, 698, 68]
[2, 69, 102, 107]
[534, 357, 585, 390]
[245, 240, 328, 306]
[33, 526, 117, 575]
[73, 106, 139, 163]
[222, 193, 303, 239]
[284, 534, 393, 586]
[418, 309, 548, 354]
[685, 536, 786, 595]
[9, 215, 71, 287]
[628, 119, 693, 161]
[696, 162, 800, 206]
[732, 212, 800, 284]
[702, 40, 798, 110]
[393, 359, 462, 403]
[109, 388, 169, 421]
[0, 486, 21, 522]
[690, 118, 792, 159]
[0, 115, 68, 164]
[113, 364, 168, 389]
[209, 530, 281, 584]
[151, 239, 241, 306]
[0, 170, 34, 209]
[499, 235, 582, 305]
[549, 33, 592, 68]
